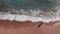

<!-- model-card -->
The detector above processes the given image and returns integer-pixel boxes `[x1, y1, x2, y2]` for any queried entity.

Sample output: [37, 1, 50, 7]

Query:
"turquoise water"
[4, 0, 37, 9]
[0, 0, 59, 22]
[0, 0, 56, 11]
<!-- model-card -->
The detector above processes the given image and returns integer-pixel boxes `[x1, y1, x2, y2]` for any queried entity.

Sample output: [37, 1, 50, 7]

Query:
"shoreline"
[0, 20, 60, 34]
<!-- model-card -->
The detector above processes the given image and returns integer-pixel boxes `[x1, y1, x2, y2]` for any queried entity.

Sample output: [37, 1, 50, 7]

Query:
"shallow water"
[0, 0, 60, 22]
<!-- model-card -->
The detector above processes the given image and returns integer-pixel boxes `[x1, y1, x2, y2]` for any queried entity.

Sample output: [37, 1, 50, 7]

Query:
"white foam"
[0, 13, 59, 23]
[0, 8, 60, 23]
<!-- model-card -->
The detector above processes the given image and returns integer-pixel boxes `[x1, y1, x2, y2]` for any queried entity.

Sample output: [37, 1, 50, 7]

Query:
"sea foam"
[0, 8, 60, 23]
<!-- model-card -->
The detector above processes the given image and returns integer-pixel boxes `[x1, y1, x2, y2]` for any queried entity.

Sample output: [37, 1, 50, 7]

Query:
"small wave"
[0, 8, 60, 23]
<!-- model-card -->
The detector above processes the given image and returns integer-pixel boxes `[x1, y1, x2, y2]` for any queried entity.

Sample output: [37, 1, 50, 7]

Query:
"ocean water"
[0, 8, 59, 23]
[0, 0, 60, 23]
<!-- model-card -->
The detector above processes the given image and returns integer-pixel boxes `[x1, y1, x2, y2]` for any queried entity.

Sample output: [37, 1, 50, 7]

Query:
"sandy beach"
[0, 20, 60, 34]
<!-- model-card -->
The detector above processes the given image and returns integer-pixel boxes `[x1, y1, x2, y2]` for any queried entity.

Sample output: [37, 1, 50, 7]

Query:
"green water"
[4, 0, 36, 9]
[0, 0, 56, 11]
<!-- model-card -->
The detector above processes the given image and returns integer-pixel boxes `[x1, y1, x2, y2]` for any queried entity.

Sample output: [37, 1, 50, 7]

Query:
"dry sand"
[0, 20, 60, 34]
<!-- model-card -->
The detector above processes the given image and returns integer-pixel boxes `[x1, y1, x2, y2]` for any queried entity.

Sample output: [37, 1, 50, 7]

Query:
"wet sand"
[0, 20, 60, 34]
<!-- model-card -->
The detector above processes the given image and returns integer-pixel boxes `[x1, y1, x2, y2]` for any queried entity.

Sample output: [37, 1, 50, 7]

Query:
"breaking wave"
[0, 7, 60, 23]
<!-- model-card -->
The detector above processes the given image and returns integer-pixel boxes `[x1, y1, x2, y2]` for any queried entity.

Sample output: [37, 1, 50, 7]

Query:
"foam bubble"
[0, 8, 60, 23]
